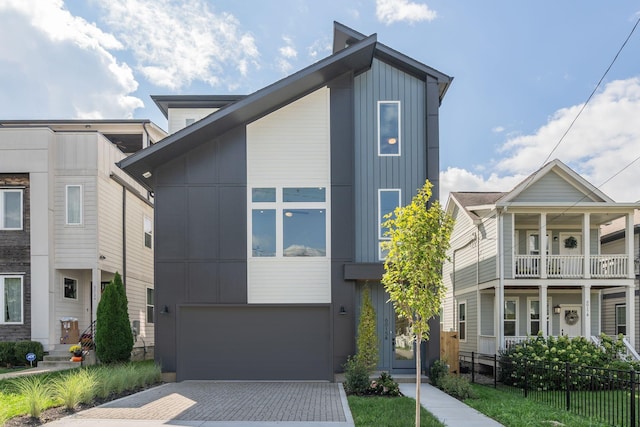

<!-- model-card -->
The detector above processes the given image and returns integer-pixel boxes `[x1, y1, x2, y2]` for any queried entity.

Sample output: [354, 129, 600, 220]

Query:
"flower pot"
[71, 356, 83, 362]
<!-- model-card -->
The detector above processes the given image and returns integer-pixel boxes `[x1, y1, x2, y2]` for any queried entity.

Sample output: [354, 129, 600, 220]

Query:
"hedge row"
[0, 341, 44, 367]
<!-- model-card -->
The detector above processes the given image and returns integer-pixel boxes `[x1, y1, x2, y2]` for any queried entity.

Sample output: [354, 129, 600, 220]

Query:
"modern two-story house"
[119, 22, 452, 381]
[0, 120, 165, 356]
[443, 159, 640, 356]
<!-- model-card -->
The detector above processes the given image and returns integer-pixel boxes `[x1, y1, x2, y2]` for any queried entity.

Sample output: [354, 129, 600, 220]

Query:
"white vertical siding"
[168, 108, 218, 134]
[246, 87, 331, 303]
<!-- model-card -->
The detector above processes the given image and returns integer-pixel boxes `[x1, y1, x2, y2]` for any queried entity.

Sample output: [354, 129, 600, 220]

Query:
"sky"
[1, 0, 640, 203]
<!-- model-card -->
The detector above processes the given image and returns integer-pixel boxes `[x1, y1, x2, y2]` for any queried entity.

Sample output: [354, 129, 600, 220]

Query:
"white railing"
[503, 336, 528, 350]
[622, 337, 640, 361]
[514, 254, 629, 279]
[479, 335, 496, 354]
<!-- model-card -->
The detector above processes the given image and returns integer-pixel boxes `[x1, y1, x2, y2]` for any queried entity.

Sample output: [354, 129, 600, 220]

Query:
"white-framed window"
[527, 297, 552, 336]
[146, 288, 154, 324]
[63, 277, 78, 300]
[439, 306, 444, 331]
[526, 231, 549, 255]
[1, 276, 23, 324]
[377, 101, 401, 156]
[66, 185, 82, 225]
[458, 301, 466, 341]
[250, 187, 328, 257]
[0, 189, 23, 230]
[378, 189, 401, 260]
[144, 216, 152, 249]
[615, 303, 626, 335]
[504, 297, 518, 336]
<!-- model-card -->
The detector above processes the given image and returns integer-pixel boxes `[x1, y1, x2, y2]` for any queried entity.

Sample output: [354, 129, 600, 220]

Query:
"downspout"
[122, 185, 127, 290]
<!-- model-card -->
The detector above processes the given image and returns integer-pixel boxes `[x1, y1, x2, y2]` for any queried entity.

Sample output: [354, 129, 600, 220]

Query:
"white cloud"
[441, 77, 640, 203]
[94, 0, 260, 90]
[0, 0, 142, 118]
[279, 36, 297, 59]
[492, 126, 505, 133]
[376, 0, 437, 25]
[307, 37, 332, 61]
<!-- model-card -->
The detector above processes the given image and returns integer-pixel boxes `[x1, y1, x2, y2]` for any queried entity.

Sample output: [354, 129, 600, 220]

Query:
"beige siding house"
[443, 159, 640, 358]
[0, 120, 165, 355]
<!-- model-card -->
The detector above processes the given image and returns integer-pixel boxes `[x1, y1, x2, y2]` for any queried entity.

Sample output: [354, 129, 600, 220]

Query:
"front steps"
[37, 344, 96, 370]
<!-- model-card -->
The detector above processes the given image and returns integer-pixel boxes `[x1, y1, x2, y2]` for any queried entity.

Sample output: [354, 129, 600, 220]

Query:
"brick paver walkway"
[74, 382, 347, 422]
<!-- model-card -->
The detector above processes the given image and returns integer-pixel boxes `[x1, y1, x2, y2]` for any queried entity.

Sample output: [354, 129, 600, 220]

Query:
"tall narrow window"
[144, 216, 153, 249]
[458, 301, 466, 341]
[1, 276, 23, 324]
[504, 297, 518, 336]
[378, 101, 401, 156]
[378, 189, 401, 260]
[616, 304, 626, 335]
[528, 298, 551, 336]
[66, 185, 82, 225]
[0, 189, 22, 230]
[147, 288, 154, 324]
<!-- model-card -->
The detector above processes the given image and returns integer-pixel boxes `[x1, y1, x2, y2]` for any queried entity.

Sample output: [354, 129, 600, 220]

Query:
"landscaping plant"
[428, 359, 449, 388]
[11, 375, 51, 418]
[95, 272, 134, 364]
[356, 284, 378, 373]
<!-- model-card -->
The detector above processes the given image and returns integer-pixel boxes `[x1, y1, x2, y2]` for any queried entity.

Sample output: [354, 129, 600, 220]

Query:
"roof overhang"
[151, 95, 247, 119]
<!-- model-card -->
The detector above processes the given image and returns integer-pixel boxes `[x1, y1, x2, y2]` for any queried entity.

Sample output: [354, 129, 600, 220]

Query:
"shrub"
[52, 369, 97, 409]
[429, 359, 449, 388]
[369, 372, 400, 396]
[440, 373, 475, 400]
[96, 272, 134, 364]
[343, 356, 371, 395]
[13, 341, 44, 366]
[12, 375, 51, 418]
[356, 285, 378, 373]
[0, 341, 16, 366]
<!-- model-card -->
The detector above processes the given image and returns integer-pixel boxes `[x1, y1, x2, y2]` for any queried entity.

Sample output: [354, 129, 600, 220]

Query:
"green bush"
[429, 359, 449, 388]
[95, 272, 134, 364]
[343, 356, 371, 395]
[356, 286, 378, 373]
[369, 372, 400, 396]
[0, 341, 16, 366]
[440, 373, 475, 400]
[13, 341, 44, 366]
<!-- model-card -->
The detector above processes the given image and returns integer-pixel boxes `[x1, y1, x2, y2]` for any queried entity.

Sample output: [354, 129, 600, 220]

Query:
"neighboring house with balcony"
[0, 120, 166, 356]
[118, 22, 452, 381]
[442, 159, 640, 356]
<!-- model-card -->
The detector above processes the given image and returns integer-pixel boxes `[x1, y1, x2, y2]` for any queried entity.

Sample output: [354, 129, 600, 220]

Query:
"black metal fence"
[459, 351, 640, 427]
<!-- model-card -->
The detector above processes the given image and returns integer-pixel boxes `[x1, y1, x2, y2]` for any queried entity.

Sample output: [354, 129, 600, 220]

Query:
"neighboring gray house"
[443, 159, 640, 357]
[119, 22, 452, 381]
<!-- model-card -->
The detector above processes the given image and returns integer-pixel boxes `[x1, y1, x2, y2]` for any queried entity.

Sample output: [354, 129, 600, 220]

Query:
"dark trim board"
[176, 304, 332, 381]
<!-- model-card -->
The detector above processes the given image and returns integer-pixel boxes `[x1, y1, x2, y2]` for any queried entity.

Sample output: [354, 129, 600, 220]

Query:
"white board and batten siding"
[246, 87, 331, 304]
[168, 108, 218, 134]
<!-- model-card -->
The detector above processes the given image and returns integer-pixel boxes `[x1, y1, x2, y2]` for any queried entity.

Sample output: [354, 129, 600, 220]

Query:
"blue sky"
[1, 0, 639, 202]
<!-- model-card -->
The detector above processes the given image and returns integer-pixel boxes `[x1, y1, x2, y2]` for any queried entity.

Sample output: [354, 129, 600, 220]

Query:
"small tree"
[95, 272, 133, 364]
[356, 284, 378, 373]
[381, 180, 454, 427]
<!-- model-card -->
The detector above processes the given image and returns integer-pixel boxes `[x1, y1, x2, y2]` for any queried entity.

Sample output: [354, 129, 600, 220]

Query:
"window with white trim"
[1, 276, 23, 324]
[504, 297, 518, 336]
[250, 187, 327, 257]
[146, 288, 154, 324]
[66, 185, 82, 225]
[616, 304, 626, 335]
[527, 297, 551, 336]
[458, 301, 466, 341]
[378, 189, 401, 260]
[378, 101, 401, 156]
[144, 216, 152, 249]
[0, 189, 23, 230]
[63, 277, 78, 300]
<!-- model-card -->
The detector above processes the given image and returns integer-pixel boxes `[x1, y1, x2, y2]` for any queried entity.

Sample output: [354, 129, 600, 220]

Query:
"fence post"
[565, 362, 570, 411]
[471, 352, 475, 384]
[493, 353, 497, 388]
[523, 358, 528, 398]
[631, 368, 636, 427]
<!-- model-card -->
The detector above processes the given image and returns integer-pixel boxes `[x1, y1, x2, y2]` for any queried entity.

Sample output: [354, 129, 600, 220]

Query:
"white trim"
[0, 188, 23, 230]
[458, 300, 467, 342]
[65, 184, 83, 225]
[0, 275, 24, 324]
[504, 296, 519, 337]
[146, 287, 154, 324]
[378, 189, 401, 261]
[526, 296, 552, 336]
[615, 302, 626, 335]
[143, 215, 153, 249]
[63, 276, 78, 300]
[377, 100, 401, 157]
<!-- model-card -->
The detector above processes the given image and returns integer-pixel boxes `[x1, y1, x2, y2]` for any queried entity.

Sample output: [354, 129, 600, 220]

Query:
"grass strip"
[348, 395, 444, 427]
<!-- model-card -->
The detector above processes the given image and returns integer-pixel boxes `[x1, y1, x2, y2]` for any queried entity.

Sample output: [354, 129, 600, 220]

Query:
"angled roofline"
[119, 34, 378, 190]
[151, 95, 247, 119]
[496, 159, 614, 206]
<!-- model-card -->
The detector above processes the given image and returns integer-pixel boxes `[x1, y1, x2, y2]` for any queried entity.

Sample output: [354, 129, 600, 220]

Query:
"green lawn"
[348, 395, 444, 427]
[0, 367, 27, 375]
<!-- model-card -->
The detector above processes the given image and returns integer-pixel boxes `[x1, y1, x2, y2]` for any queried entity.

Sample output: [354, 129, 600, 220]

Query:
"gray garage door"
[177, 305, 332, 381]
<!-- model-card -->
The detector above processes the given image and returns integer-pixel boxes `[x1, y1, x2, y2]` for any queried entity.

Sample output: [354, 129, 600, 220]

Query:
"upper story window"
[0, 189, 23, 230]
[144, 216, 153, 249]
[378, 101, 401, 156]
[251, 187, 327, 257]
[66, 185, 82, 225]
[378, 189, 401, 260]
[1, 275, 23, 324]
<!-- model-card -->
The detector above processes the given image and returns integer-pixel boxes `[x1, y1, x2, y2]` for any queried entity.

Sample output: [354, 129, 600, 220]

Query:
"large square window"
[2, 276, 23, 324]
[1, 189, 22, 230]
[66, 185, 82, 225]
[378, 101, 401, 156]
[283, 209, 326, 256]
[64, 278, 78, 300]
[252, 209, 276, 256]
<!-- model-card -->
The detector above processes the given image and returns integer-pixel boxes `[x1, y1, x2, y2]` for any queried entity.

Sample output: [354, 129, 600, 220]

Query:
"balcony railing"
[514, 254, 629, 279]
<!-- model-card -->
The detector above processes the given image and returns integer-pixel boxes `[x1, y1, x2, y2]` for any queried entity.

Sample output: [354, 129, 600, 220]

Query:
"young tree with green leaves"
[381, 180, 454, 427]
[356, 284, 378, 373]
[95, 272, 134, 364]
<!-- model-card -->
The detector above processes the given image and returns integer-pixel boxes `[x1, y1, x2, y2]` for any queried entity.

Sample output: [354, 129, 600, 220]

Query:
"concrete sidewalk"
[399, 383, 504, 427]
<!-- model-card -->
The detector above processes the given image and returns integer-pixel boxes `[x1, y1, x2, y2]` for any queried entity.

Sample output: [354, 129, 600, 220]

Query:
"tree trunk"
[415, 331, 421, 427]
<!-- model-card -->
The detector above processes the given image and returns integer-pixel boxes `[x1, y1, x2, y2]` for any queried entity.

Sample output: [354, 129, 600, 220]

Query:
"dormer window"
[378, 101, 401, 156]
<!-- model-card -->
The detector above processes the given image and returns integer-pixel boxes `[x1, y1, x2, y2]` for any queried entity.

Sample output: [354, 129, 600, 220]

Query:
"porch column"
[627, 284, 635, 348]
[583, 213, 590, 278]
[539, 283, 548, 337]
[540, 213, 547, 279]
[627, 212, 635, 279]
[582, 283, 591, 338]
[498, 213, 505, 350]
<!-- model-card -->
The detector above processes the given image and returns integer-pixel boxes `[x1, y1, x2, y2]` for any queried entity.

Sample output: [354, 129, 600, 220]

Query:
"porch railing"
[479, 335, 497, 354]
[514, 254, 629, 279]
